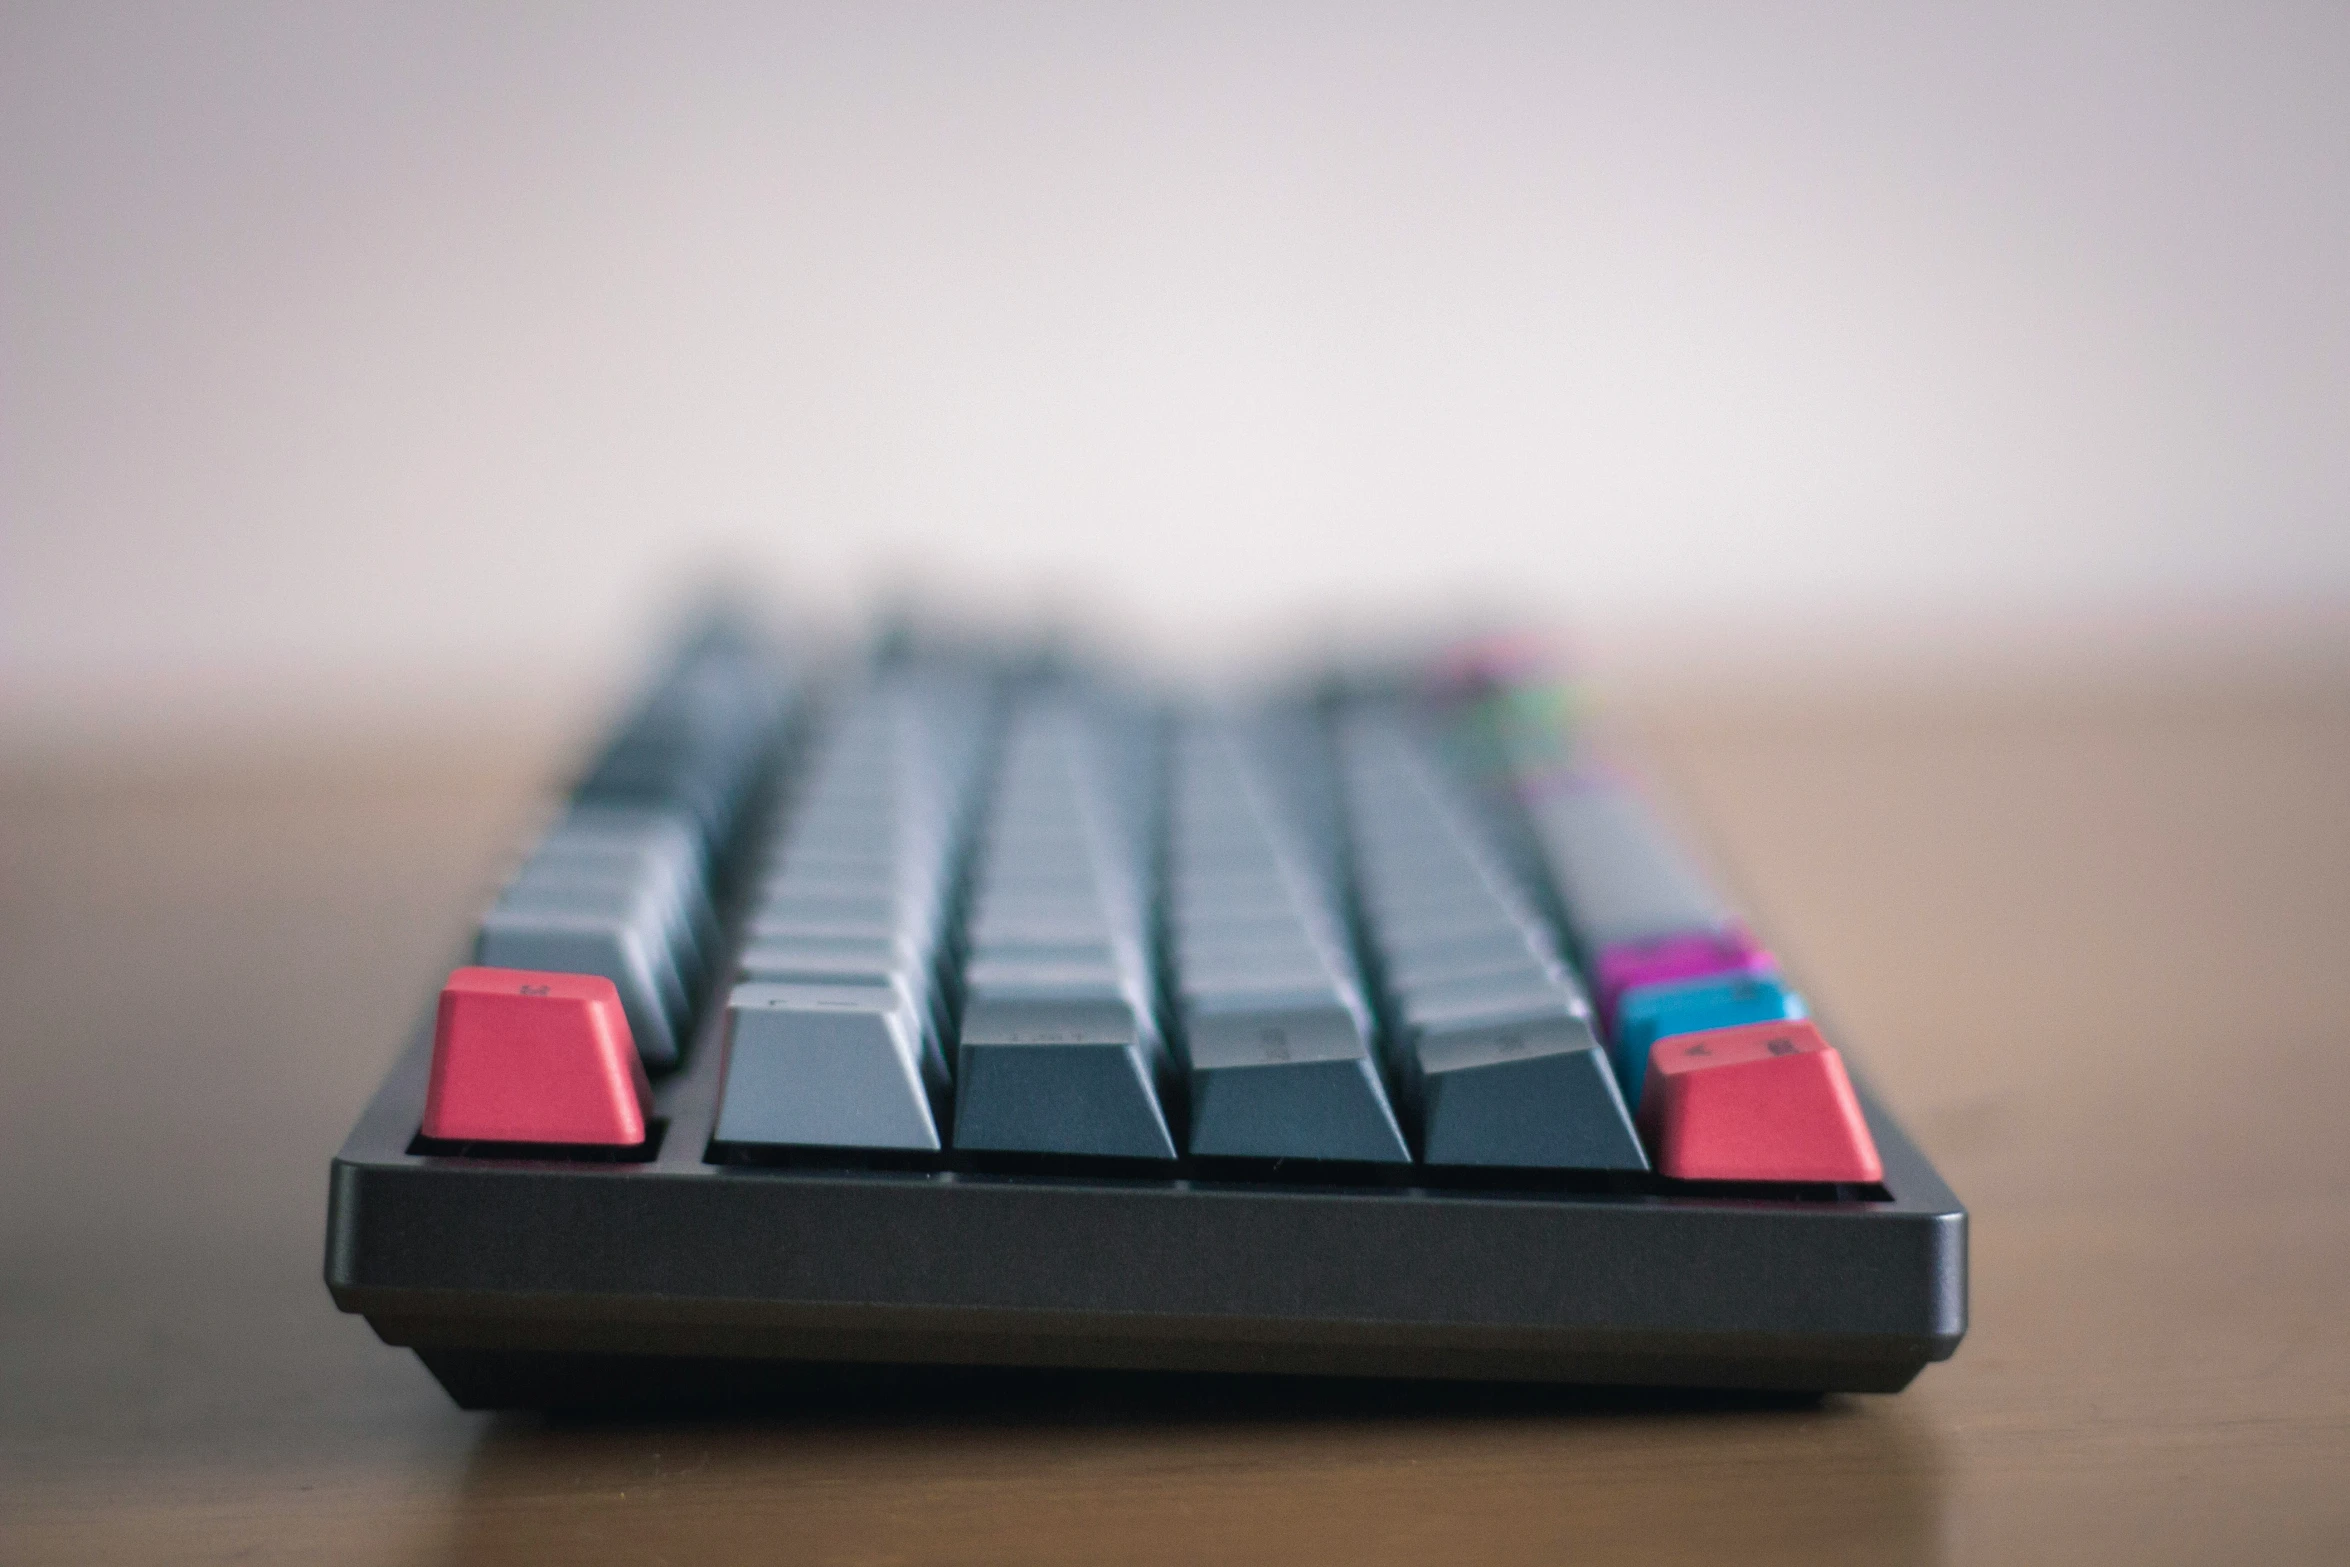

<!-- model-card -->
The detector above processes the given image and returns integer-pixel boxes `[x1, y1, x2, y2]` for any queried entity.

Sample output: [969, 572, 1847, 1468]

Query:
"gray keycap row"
[1168, 717, 1408, 1163]
[574, 644, 795, 857]
[1518, 783, 1732, 947]
[713, 669, 998, 1151]
[475, 649, 792, 1069]
[1338, 712, 1645, 1170]
[705, 692, 1652, 1170]
[950, 695, 1178, 1159]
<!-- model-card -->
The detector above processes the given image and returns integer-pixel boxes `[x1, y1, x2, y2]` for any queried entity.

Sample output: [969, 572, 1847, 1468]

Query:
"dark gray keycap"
[953, 998, 1177, 1160]
[954, 692, 1173, 1155]
[1184, 1001, 1408, 1163]
[1406, 1013, 1645, 1170]
[712, 983, 941, 1150]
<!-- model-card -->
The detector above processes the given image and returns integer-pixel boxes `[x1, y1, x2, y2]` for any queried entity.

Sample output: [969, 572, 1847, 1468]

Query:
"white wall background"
[6, 2, 2347, 721]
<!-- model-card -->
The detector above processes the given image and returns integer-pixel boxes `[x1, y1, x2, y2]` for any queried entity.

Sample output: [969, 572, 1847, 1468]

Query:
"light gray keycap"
[735, 945, 935, 1044]
[1372, 903, 1532, 949]
[1527, 786, 1731, 946]
[1381, 930, 1560, 989]
[1182, 975, 1371, 1036]
[748, 911, 922, 949]
[549, 804, 707, 880]
[712, 982, 941, 1150]
[738, 934, 908, 971]
[967, 977, 1134, 1012]
[491, 877, 694, 1025]
[474, 907, 683, 1067]
[754, 891, 906, 926]
[1405, 1012, 1646, 1170]
[965, 910, 1114, 946]
[1396, 971, 1590, 1031]
[502, 867, 703, 1005]
[953, 998, 1177, 1160]
[522, 840, 719, 968]
[970, 938, 1119, 965]
[965, 957, 1123, 993]
[1184, 1001, 1409, 1163]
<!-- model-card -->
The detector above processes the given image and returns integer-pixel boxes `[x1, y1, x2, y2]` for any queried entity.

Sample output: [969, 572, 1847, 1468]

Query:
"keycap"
[736, 934, 911, 978]
[1591, 926, 1775, 1022]
[736, 945, 938, 1047]
[1521, 783, 1731, 947]
[1378, 925, 1554, 983]
[955, 998, 1177, 1159]
[421, 967, 652, 1145]
[1636, 1019, 1882, 1183]
[1393, 970, 1587, 1031]
[713, 982, 944, 1150]
[1335, 707, 1644, 1170]
[574, 652, 790, 852]
[964, 954, 1123, 988]
[492, 875, 694, 1025]
[1186, 1000, 1410, 1163]
[1611, 972, 1807, 1109]
[552, 802, 709, 880]
[474, 904, 684, 1067]
[948, 695, 1175, 1157]
[522, 837, 719, 967]
[1406, 1012, 1646, 1169]
[1383, 935, 1562, 990]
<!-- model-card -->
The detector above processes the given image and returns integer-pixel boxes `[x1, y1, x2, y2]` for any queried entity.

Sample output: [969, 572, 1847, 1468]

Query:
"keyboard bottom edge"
[368, 1315, 1942, 1406]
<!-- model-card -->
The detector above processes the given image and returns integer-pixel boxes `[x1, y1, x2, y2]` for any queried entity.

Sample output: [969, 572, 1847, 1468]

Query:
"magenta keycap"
[1595, 928, 1775, 1023]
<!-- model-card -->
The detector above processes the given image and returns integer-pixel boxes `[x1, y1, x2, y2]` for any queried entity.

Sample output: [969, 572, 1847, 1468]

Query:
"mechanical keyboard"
[325, 622, 1966, 1407]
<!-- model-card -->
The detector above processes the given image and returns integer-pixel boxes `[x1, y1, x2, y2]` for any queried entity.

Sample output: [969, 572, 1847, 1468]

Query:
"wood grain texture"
[4, 675, 2347, 1565]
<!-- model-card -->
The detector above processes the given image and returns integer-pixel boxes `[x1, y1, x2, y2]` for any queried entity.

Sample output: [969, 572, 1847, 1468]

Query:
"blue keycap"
[1610, 972, 1807, 1108]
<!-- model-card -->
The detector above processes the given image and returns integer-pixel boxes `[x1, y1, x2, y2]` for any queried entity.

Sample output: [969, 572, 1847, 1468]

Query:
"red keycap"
[1635, 1019, 1882, 1184]
[421, 966, 652, 1146]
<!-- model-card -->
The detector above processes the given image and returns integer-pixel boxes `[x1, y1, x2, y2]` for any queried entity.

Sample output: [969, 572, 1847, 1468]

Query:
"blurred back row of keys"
[1336, 709, 1645, 1170]
[713, 666, 998, 1150]
[1166, 715, 1408, 1163]
[474, 648, 792, 1068]
[950, 692, 1177, 1158]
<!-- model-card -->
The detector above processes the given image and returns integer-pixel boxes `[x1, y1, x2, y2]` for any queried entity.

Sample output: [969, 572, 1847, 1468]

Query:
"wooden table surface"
[5, 670, 2347, 1565]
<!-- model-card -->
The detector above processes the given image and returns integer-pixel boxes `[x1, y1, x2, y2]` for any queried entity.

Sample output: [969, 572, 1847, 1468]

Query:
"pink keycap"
[1594, 927, 1775, 1023]
[1635, 1019, 1882, 1184]
[421, 966, 652, 1146]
